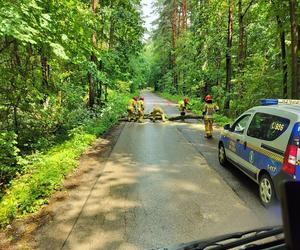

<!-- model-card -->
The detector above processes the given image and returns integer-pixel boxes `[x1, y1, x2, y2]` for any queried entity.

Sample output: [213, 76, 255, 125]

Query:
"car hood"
[148, 226, 283, 250]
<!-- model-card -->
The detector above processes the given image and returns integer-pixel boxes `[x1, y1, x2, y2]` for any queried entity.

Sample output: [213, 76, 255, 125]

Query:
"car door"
[231, 114, 262, 180]
[225, 114, 252, 164]
[245, 112, 291, 180]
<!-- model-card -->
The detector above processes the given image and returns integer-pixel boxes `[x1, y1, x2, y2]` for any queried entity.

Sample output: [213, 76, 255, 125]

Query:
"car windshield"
[1, 0, 295, 250]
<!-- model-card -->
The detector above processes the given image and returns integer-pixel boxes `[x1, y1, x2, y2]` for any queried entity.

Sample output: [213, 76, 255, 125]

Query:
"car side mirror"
[224, 124, 231, 131]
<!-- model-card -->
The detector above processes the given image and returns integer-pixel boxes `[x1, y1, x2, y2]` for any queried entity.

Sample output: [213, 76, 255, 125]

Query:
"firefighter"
[150, 105, 166, 122]
[202, 95, 219, 138]
[137, 96, 145, 123]
[127, 96, 138, 122]
[178, 98, 190, 120]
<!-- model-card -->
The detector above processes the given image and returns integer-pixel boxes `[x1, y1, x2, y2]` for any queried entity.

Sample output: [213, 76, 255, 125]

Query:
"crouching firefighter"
[127, 96, 138, 122]
[178, 98, 190, 119]
[137, 97, 145, 123]
[150, 105, 166, 122]
[202, 95, 219, 138]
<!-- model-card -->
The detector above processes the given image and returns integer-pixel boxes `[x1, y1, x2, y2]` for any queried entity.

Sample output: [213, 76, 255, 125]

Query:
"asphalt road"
[37, 91, 282, 250]
[147, 92, 282, 225]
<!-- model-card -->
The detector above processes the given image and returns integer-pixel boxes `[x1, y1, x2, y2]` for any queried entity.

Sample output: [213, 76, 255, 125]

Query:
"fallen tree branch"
[119, 114, 203, 122]
[168, 114, 203, 121]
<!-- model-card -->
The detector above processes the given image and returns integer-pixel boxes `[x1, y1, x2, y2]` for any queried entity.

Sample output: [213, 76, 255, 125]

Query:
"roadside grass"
[0, 93, 131, 227]
[158, 92, 233, 126]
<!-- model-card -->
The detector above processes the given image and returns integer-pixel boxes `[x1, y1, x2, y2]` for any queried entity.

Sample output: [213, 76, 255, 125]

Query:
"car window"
[231, 115, 251, 134]
[247, 112, 290, 141]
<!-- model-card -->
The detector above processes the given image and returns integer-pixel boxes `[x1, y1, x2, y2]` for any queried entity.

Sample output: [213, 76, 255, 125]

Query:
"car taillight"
[283, 144, 298, 175]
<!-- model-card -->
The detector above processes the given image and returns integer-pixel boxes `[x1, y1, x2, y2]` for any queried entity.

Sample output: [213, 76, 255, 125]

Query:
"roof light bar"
[260, 99, 278, 106]
[261, 99, 300, 106]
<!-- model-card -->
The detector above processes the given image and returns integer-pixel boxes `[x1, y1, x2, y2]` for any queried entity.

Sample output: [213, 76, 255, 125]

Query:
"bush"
[0, 132, 20, 185]
[0, 93, 130, 226]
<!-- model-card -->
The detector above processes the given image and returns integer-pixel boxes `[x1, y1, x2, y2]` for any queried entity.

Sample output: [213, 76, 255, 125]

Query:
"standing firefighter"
[202, 95, 219, 138]
[178, 98, 190, 116]
[127, 96, 138, 122]
[150, 105, 166, 122]
[137, 96, 145, 123]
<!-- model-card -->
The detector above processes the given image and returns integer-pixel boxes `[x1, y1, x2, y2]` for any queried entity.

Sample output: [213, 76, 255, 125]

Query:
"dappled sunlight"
[143, 166, 161, 173]
[36, 92, 281, 250]
[165, 180, 208, 194]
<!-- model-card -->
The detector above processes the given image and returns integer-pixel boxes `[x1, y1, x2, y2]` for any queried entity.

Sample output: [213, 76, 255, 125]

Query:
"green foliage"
[0, 0, 144, 188]
[0, 93, 129, 226]
[0, 132, 20, 185]
[0, 0, 143, 228]
[147, 0, 295, 120]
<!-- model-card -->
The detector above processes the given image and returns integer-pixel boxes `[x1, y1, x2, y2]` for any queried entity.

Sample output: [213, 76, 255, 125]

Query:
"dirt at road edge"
[0, 122, 125, 250]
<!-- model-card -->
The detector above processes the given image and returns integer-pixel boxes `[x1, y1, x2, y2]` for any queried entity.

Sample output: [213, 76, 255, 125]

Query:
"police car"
[219, 99, 300, 206]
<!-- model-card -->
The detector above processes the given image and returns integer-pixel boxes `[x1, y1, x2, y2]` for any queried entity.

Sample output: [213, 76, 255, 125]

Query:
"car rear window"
[247, 112, 290, 141]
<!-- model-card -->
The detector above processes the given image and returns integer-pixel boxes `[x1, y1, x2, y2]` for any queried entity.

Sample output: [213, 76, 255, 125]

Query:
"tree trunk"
[88, 71, 95, 108]
[13, 105, 18, 135]
[289, 0, 298, 98]
[172, 0, 178, 91]
[185, 0, 188, 30]
[237, 0, 245, 70]
[276, 15, 288, 98]
[178, 5, 181, 34]
[181, 0, 188, 32]
[41, 53, 49, 89]
[225, 0, 233, 111]
[89, 0, 98, 108]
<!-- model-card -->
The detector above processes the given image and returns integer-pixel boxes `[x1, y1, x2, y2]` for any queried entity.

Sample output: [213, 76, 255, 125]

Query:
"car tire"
[218, 143, 228, 167]
[259, 173, 276, 207]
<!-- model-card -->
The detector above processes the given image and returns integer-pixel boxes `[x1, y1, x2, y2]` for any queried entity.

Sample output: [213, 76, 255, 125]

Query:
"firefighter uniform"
[203, 102, 219, 138]
[137, 99, 145, 123]
[178, 100, 187, 116]
[151, 106, 166, 122]
[178, 98, 190, 119]
[127, 98, 137, 121]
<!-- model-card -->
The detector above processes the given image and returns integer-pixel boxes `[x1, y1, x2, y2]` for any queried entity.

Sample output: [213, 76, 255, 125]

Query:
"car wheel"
[218, 143, 228, 167]
[259, 174, 276, 206]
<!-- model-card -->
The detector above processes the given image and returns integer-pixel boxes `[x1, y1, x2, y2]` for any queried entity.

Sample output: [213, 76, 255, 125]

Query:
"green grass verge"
[157, 92, 233, 126]
[0, 93, 131, 226]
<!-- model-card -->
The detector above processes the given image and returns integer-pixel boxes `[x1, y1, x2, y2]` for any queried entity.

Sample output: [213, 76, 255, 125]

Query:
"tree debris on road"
[119, 114, 203, 122]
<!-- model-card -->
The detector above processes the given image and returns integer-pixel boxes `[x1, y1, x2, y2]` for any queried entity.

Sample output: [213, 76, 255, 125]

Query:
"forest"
[0, 0, 147, 223]
[1, 0, 300, 225]
[147, 0, 300, 117]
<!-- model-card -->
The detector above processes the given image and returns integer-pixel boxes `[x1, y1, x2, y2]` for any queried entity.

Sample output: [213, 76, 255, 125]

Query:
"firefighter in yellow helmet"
[137, 96, 145, 123]
[127, 96, 138, 122]
[150, 105, 166, 122]
[202, 95, 219, 138]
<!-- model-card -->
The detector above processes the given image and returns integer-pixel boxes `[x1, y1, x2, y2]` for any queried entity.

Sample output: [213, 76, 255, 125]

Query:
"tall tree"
[172, 0, 178, 91]
[181, 0, 188, 31]
[274, 4, 288, 98]
[225, 0, 233, 111]
[289, 0, 298, 98]
[237, 0, 255, 70]
[88, 0, 98, 108]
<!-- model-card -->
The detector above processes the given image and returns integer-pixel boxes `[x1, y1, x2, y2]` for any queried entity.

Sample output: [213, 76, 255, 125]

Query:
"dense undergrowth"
[0, 93, 131, 226]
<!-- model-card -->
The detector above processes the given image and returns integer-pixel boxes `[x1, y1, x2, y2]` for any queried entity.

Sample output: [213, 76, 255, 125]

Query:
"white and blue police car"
[219, 99, 300, 206]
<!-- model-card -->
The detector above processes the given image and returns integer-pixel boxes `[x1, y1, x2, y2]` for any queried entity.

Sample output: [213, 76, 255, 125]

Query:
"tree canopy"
[0, 0, 145, 186]
[147, 0, 300, 116]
